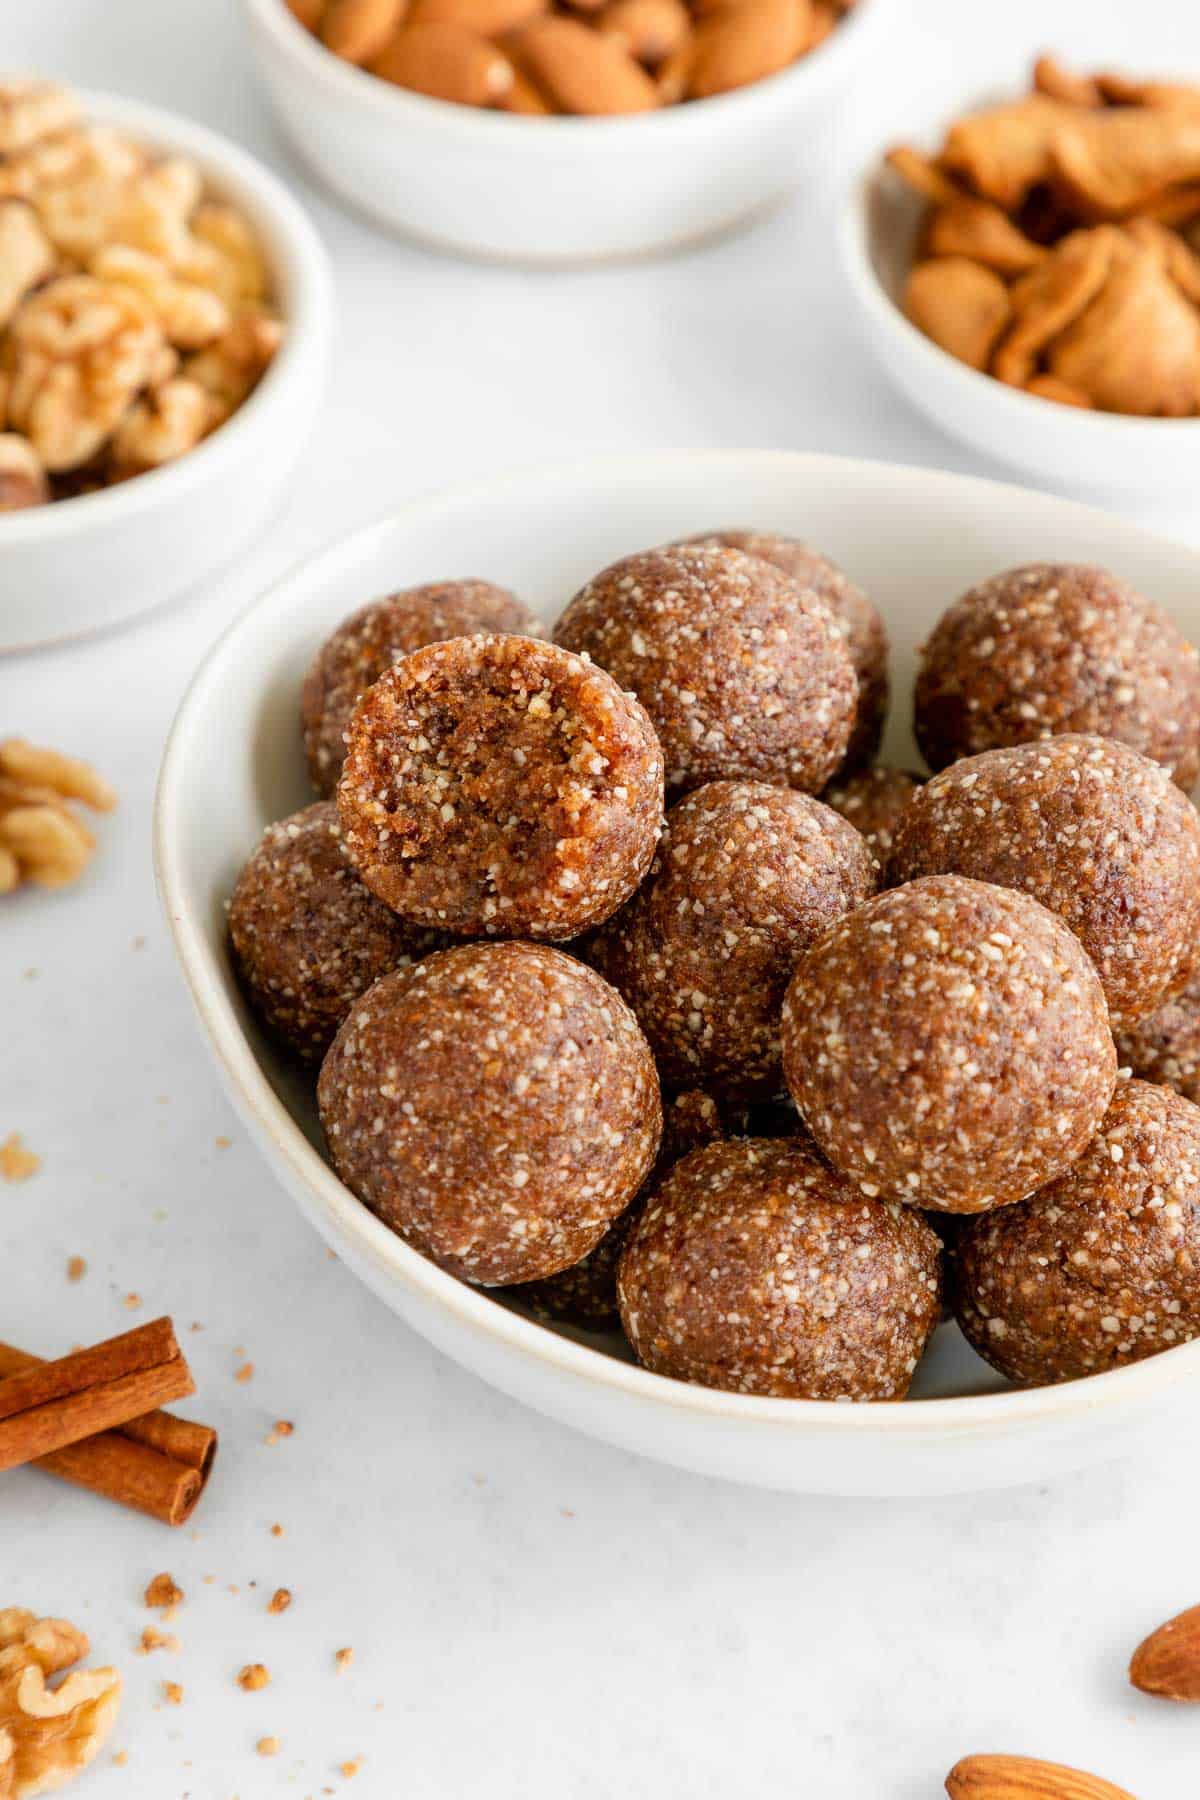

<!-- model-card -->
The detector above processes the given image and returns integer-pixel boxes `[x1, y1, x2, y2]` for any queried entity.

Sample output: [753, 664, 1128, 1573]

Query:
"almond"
[597, 0, 690, 67]
[687, 0, 814, 99]
[368, 20, 515, 104]
[1129, 1602, 1200, 1700]
[505, 17, 659, 113]
[409, 0, 547, 36]
[321, 0, 407, 62]
[945, 1754, 1137, 1800]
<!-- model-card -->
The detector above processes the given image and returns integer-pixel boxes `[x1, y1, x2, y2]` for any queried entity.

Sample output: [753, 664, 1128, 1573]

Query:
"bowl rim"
[0, 85, 334, 545]
[244, 0, 893, 141]
[839, 151, 1200, 438]
[155, 446, 1200, 1441]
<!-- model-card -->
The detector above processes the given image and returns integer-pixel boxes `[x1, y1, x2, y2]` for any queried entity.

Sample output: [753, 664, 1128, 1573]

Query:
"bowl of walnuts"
[158, 447, 1200, 1497]
[0, 79, 332, 651]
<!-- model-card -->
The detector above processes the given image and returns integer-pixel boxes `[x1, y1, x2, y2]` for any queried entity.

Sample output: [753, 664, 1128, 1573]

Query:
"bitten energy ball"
[822, 766, 924, 862]
[889, 734, 1200, 1026]
[553, 544, 856, 793]
[914, 563, 1200, 787]
[1116, 971, 1200, 1105]
[617, 1137, 943, 1401]
[227, 802, 442, 1063]
[591, 781, 876, 1100]
[676, 530, 889, 769]
[301, 580, 538, 795]
[781, 875, 1117, 1214]
[337, 634, 663, 940]
[511, 1087, 723, 1327]
[317, 942, 662, 1286]
[956, 1080, 1200, 1385]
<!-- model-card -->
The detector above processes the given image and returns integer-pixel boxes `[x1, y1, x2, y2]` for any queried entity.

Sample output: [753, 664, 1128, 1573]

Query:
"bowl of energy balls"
[158, 448, 1200, 1496]
[0, 80, 332, 650]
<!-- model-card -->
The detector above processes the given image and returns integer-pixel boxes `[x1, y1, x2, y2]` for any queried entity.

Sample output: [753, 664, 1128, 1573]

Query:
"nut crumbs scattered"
[0, 1132, 40, 1181]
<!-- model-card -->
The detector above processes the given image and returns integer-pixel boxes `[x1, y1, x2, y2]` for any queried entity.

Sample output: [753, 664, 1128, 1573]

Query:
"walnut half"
[0, 1609, 121, 1799]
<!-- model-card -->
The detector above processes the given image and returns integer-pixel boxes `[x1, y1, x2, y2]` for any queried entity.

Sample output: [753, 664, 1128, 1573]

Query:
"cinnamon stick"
[0, 1318, 193, 1470]
[0, 1336, 216, 1526]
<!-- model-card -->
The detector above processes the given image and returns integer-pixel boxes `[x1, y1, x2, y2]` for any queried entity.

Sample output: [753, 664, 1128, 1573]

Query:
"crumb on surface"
[66, 1254, 87, 1282]
[144, 1573, 184, 1610]
[234, 1362, 254, 1383]
[112, 1751, 128, 1766]
[163, 1682, 183, 1705]
[123, 1292, 141, 1309]
[215, 1135, 231, 1149]
[256, 1736, 281, 1757]
[268, 1589, 291, 1615]
[270, 1523, 284, 1538]
[340, 1759, 362, 1778]
[0, 1132, 40, 1181]
[137, 1626, 178, 1654]
[238, 1664, 270, 1692]
[334, 1647, 353, 1673]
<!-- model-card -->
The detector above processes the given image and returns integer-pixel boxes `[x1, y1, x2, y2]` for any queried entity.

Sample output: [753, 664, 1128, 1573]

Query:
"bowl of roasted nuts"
[841, 57, 1200, 496]
[0, 79, 332, 652]
[158, 446, 1200, 1496]
[244, 0, 889, 262]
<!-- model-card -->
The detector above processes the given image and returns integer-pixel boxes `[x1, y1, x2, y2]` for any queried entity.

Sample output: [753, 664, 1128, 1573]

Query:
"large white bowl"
[1, 91, 333, 654]
[244, 0, 892, 263]
[840, 147, 1200, 497]
[157, 449, 1200, 1496]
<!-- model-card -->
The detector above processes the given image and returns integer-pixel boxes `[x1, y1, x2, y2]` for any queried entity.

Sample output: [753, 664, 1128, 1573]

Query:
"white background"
[4, 2, 1200, 1795]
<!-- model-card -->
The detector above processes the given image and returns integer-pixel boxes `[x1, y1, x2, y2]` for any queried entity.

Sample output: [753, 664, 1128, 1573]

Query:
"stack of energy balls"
[227, 543, 1200, 1403]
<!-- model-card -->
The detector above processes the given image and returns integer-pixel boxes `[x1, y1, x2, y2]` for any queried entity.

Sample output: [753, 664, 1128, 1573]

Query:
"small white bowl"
[243, 0, 892, 264]
[1, 90, 333, 654]
[157, 448, 1200, 1496]
[840, 145, 1200, 497]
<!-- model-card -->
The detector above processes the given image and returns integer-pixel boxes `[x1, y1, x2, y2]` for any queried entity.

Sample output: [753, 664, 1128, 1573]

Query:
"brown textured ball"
[675, 530, 889, 769]
[914, 563, 1200, 787]
[1115, 970, 1200, 1104]
[590, 780, 877, 1101]
[617, 1137, 943, 1401]
[510, 1087, 724, 1327]
[227, 802, 442, 1064]
[553, 544, 857, 794]
[781, 874, 1117, 1214]
[301, 580, 538, 796]
[317, 942, 662, 1287]
[822, 766, 924, 863]
[888, 734, 1200, 1027]
[337, 634, 664, 940]
[956, 1079, 1200, 1385]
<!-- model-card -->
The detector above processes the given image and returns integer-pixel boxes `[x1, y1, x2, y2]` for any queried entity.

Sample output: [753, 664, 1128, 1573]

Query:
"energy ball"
[301, 579, 538, 796]
[781, 874, 1117, 1214]
[227, 801, 442, 1064]
[337, 634, 664, 941]
[956, 1079, 1200, 1385]
[914, 563, 1200, 788]
[676, 529, 889, 769]
[317, 941, 662, 1287]
[617, 1137, 943, 1401]
[822, 766, 924, 863]
[590, 781, 876, 1101]
[553, 544, 856, 794]
[888, 734, 1200, 1027]
[510, 1087, 723, 1327]
[1115, 970, 1200, 1105]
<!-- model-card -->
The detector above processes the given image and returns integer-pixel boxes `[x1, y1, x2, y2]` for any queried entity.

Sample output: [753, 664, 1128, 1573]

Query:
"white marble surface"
[4, 2, 1200, 1794]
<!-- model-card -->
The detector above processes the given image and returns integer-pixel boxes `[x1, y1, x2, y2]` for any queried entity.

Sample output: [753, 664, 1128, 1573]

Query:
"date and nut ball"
[675, 530, 889, 770]
[781, 875, 1117, 1215]
[617, 1137, 943, 1401]
[590, 781, 876, 1101]
[1115, 971, 1200, 1105]
[553, 544, 857, 794]
[956, 1079, 1200, 1385]
[227, 801, 443, 1064]
[511, 1087, 724, 1328]
[318, 941, 662, 1287]
[301, 579, 539, 796]
[337, 634, 663, 940]
[913, 563, 1200, 788]
[888, 735, 1200, 1027]
[822, 766, 924, 863]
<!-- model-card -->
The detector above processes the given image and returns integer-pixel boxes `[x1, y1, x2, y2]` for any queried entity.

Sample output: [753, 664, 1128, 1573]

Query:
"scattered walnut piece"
[0, 1611, 121, 1800]
[340, 1757, 363, 1778]
[267, 1590, 292, 1616]
[334, 1647, 354, 1674]
[162, 1681, 183, 1706]
[136, 1627, 178, 1656]
[234, 1362, 254, 1384]
[0, 1133, 40, 1183]
[237, 1664, 271, 1692]
[123, 1293, 141, 1311]
[143, 1574, 184, 1612]
[66, 1255, 87, 1283]
[256, 1735, 281, 1757]
[0, 741, 114, 896]
[270, 1523, 285, 1538]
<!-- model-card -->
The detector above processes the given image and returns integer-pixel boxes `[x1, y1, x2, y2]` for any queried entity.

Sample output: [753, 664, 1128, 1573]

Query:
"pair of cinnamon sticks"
[0, 1317, 216, 1526]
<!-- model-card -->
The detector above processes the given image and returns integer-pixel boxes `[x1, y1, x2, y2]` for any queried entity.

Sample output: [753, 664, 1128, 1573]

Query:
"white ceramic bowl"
[840, 145, 1200, 497]
[1, 91, 333, 654]
[157, 448, 1200, 1496]
[244, 0, 892, 263]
